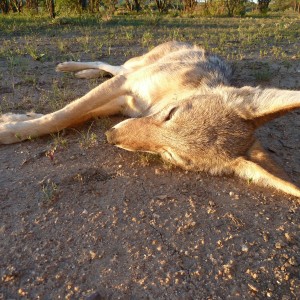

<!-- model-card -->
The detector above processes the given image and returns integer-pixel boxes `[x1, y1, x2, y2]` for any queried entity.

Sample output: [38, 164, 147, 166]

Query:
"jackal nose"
[105, 127, 117, 145]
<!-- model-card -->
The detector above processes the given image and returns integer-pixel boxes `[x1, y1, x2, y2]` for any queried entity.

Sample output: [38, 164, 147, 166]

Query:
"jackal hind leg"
[232, 155, 300, 199]
[0, 75, 128, 144]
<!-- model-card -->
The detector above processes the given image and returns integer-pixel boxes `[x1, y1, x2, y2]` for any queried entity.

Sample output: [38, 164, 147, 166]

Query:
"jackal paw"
[0, 123, 20, 144]
[56, 62, 78, 72]
[75, 69, 109, 79]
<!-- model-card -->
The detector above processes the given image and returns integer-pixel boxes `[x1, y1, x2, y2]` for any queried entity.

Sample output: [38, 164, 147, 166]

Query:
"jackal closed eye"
[164, 107, 179, 122]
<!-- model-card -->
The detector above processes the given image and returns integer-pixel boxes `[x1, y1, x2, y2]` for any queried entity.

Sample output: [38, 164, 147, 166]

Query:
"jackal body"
[0, 42, 299, 198]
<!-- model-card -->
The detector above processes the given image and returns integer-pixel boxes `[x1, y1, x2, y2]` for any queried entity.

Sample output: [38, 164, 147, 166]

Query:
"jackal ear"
[230, 141, 300, 198]
[234, 87, 300, 126]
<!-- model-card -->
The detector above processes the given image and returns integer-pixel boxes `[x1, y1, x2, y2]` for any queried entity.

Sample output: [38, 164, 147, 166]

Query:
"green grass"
[1, 13, 300, 60]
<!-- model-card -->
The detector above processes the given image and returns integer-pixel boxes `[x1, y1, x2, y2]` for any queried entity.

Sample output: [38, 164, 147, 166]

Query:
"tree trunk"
[155, 0, 168, 12]
[257, 0, 271, 13]
[79, 0, 88, 10]
[47, 0, 56, 18]
[18, 0, 22, 12]
[294, 0, 300, 12]
[125, 0, 136, 11]
[89, 0, 97, 12]
[184, 0, 197, 12]
[134, 0, 141, 11]
[26, 0, 38, 12]
[3, 0, 9, 13]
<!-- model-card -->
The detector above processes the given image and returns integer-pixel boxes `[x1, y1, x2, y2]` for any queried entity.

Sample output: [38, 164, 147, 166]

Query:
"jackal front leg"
[56, 61, 127, 78]
[232, 157, 300, 199]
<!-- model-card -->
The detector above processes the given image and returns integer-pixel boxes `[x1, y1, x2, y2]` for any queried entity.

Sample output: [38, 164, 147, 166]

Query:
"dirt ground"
[1, 18, 300, 300]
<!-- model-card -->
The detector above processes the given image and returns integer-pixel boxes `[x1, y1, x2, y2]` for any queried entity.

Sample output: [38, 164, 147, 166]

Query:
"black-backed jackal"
[1, 42, 299, 198]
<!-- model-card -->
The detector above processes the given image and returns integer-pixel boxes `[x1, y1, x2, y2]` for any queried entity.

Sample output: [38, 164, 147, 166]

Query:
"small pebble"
[288, 256, 298, 266]
[155, 168, 162, 175]
[248, 283, 258, 292]
[242, 244, 249, 252]
[263, 232, 269, 242]
[284, 232, 293, 242]
[208, 200, 216, 207]
[86, 292, 105, 300]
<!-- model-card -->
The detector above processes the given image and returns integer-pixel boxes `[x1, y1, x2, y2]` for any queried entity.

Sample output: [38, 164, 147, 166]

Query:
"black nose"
[105, 127, 117, 145]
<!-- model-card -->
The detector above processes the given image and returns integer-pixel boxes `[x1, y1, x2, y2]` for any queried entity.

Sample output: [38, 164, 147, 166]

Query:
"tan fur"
[0, 41, 299, 198]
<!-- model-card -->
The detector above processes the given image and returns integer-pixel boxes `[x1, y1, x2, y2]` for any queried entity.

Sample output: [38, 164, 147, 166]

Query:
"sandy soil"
[1, 34, 300, 299]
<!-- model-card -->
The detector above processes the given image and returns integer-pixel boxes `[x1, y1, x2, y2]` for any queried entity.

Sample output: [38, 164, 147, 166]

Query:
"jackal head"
[106, 87, 300, 198]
